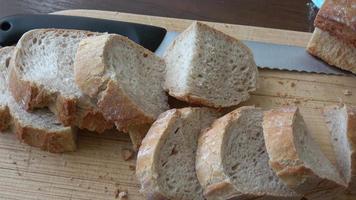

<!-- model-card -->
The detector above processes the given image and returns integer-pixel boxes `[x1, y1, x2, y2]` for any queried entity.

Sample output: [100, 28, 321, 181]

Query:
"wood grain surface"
[0, 9, 355, 200]
[0, 0, 318, 32]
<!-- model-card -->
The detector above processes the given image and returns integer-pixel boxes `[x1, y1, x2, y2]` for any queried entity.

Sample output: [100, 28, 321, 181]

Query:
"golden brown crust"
[168, 92, 219, 108]
[263, 107, 312, 188]
[14, 119, 76, 153]
[315, 0, 356, 47]
[0, 106, 11, 131]
[136, 109, 178, 199]
[97, 80, 154, 132]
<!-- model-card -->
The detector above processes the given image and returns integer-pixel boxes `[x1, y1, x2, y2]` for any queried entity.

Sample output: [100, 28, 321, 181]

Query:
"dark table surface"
[0, 0, 319, 32]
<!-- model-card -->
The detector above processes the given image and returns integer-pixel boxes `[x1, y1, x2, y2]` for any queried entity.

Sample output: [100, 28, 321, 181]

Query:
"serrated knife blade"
[154, 31, 349, 76]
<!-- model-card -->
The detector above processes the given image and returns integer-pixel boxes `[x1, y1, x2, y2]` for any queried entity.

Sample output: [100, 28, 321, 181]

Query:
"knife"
[0, 14, 348, 75]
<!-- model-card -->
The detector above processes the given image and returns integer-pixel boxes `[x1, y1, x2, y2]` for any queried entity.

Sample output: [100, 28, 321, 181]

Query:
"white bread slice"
[307, 28, 356, 74]
[263, 107, 346, 199]
[0, 46, 76, 153]
[8, 29, 113, 133]
[196, 106, 300, 200]
[164, 22, 258, 108]
[324, 105, 356, 195]
[136, 107, 220, 200]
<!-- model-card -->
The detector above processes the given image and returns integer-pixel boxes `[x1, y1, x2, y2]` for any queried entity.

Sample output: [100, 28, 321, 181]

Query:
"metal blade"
[243, 40, 349, 75]
[155, 31, 349, 76]
[155, 31, 180, 57]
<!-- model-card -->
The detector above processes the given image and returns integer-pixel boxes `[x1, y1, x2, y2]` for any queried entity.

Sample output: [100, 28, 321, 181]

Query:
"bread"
[307, 28, 356, 73]
[307, 0, 356, 73]
[136, 107, 219, 200]
[74, 34, 169, 149]
[164, 22, 258, 108]
[0, 46, 76, 153]
[263, 107, 346, 200]
[324, 104, 356, 195]
[8, 29, 113, 133]
[196, 106, 300, 199]
[74, 34, 169, 133]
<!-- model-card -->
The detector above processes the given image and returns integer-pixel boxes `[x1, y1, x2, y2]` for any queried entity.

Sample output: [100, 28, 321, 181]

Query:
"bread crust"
[14, 119, 77, 153]
[307, 28, 356, 74]
[8, 29, 113, 133]
[0, 106, 11, 131]
[263, 107, 345, 199]
[314, 0, 356, 47]
[136, 109, 178, 199]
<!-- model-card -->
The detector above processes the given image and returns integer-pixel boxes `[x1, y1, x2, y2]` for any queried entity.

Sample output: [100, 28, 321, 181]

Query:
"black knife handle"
[0, 14, 167, 52]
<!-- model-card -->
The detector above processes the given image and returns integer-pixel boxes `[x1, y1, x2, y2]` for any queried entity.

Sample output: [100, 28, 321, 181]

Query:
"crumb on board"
[129, 165, 135, 171]
[293, 99, 301, 104]
[117, 190, 128, 199]
[121, 148, 134, 161]
[290, 82, 296, 88]
[278, 81, 284, 85]
[344, 90, 352, 96]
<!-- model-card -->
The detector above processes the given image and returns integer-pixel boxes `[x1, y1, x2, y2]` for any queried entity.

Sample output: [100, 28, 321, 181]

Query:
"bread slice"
[324, 104, 356, 194]
[136, 107, 220, 200]
[74, 34, 169, 147]
[263, 107, 346, 199]
[0, 46, 76, 153]
[196, 106, 300, 199]
[164, 22, 258, 108]
[307, 28, 356, 74]
[8, 29, 113, 133]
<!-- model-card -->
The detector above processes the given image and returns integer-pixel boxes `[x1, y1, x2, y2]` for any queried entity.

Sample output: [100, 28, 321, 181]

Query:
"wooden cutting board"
[0, 9, 355, 200]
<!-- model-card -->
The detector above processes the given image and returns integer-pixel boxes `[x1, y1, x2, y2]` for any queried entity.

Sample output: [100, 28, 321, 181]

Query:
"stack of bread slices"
[1, 19, 355, 200]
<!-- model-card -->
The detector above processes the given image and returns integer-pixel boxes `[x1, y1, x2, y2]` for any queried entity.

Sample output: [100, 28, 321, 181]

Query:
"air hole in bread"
[5, 57, 10, 68]
[174, 128, 180, 134]
[32, 38, 37, 44]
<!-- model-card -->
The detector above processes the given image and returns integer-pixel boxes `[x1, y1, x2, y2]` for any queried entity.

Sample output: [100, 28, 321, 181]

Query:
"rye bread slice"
[196, 106, 300, 200]
[74, 34, 169, 149]
[8, 29, 113, 133]
[263, 107, 346, 200]
[0, 46, 76, 153]
[164, 22, 258, 108]
[136, 107, 219, 200]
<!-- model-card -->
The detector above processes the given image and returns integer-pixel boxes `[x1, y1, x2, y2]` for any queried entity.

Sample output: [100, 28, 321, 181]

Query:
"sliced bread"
[74, 34, 169, 133]
[136, 107, 220, 200]
[324, 105, 356, 194]
[164, 22, 258, 108]
[8, 29, 113, 133]
[263, 107, 346, 199]
[0, 46, 76, 153]
[196, 106, 300, 199]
